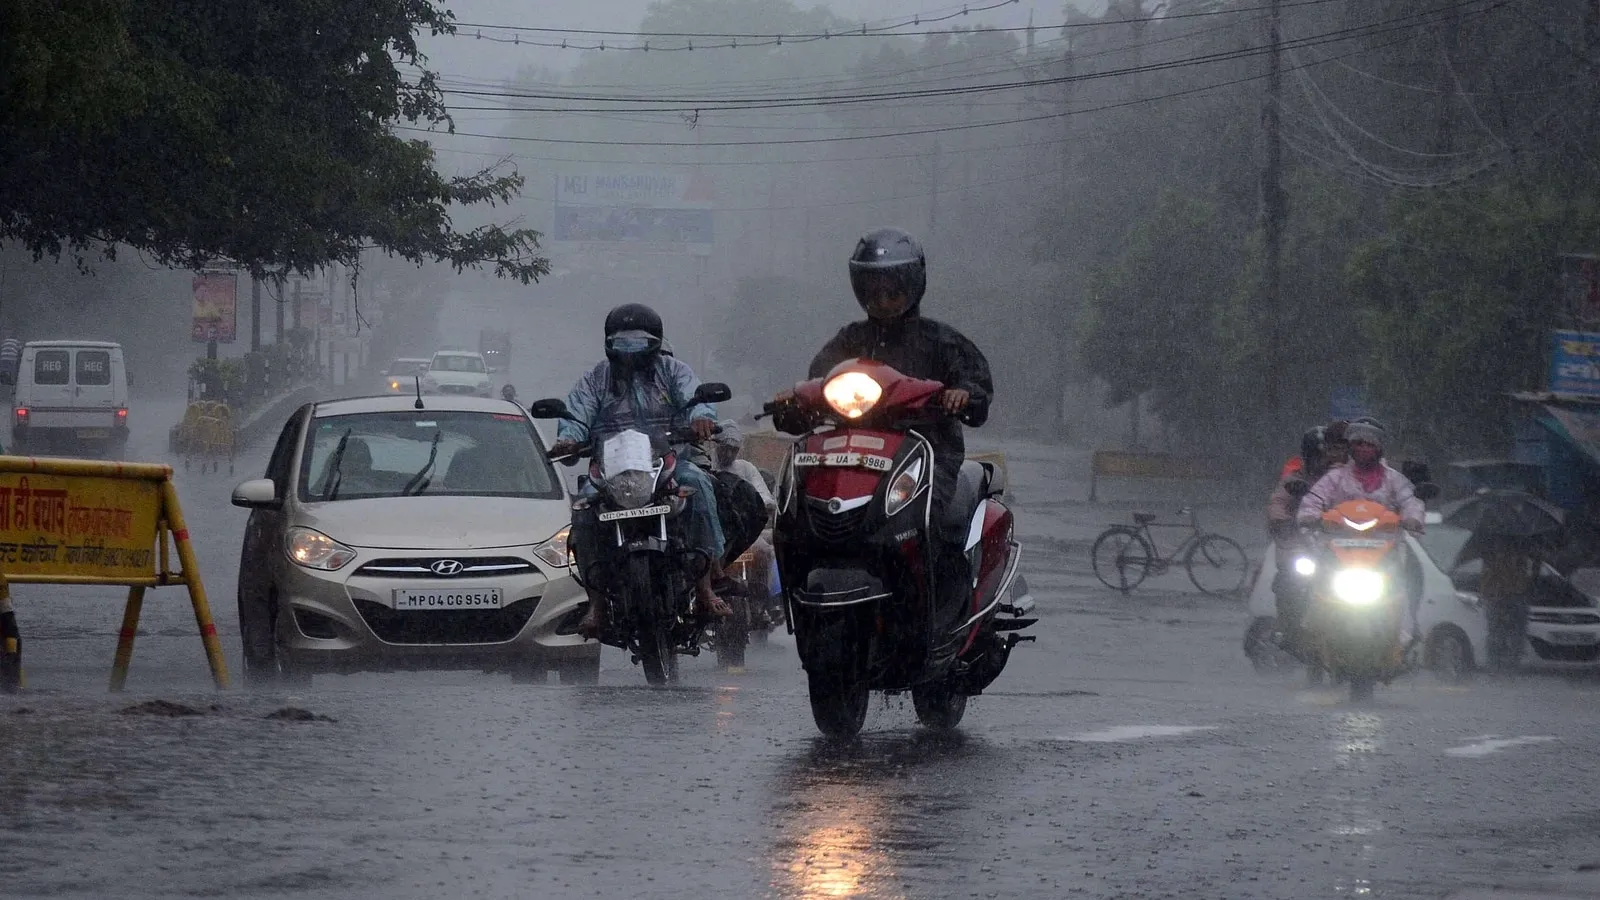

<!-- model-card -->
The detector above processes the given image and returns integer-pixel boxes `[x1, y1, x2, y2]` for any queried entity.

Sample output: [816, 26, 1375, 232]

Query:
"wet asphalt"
[4, 395, 1600, 899]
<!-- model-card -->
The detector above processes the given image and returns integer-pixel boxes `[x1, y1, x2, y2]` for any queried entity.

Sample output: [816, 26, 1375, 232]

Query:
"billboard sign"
[1549, 330, 1600, 396]
[553, 172, 714, 248]
[191, 271, 238, 343]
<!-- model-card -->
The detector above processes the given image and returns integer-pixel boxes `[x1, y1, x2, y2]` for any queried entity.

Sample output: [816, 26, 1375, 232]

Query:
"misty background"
[4, 0, 1595, 465]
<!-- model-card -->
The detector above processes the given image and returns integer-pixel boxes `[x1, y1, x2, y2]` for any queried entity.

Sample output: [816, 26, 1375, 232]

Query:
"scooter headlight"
[823, 371, 883, 419]
[885, 456, 926, 517]
[1293, 556, 1317, 577]
[1331, 568, 1384, 606]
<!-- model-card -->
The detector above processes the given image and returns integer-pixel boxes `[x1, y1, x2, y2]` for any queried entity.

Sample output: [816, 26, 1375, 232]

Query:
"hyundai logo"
[430, 559, 465, 576]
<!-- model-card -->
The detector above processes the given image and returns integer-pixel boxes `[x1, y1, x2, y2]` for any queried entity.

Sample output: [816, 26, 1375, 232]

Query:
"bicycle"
[1090, 505, 1249, 596]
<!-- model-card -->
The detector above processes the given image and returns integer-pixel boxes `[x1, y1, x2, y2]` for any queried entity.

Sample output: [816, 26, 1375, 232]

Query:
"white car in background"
[421, 350, 493, 397]
[1245, 511, 1600, 679]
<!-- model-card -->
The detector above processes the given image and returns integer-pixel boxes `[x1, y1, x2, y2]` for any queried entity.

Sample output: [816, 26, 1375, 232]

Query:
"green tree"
[0, 0, 547, 281]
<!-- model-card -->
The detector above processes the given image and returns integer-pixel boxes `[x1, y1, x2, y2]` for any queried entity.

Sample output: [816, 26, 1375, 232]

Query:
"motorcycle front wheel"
[625, 555, 678, 686]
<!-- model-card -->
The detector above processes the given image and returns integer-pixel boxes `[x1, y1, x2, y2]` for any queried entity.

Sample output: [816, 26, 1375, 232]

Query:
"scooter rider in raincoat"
[548, 303, 734, 638]
[773, 227, 993, 630]
[1296, 420, 1427, 644]
[1267, 421, 1349, 650]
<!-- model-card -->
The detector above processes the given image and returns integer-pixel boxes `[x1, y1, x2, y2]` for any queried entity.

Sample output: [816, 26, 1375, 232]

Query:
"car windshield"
[297, 410, 561, 502]
[432, 355, 485, 373]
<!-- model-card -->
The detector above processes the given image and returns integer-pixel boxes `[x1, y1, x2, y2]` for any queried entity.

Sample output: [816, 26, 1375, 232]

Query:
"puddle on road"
[1051, 724, 1216, 742]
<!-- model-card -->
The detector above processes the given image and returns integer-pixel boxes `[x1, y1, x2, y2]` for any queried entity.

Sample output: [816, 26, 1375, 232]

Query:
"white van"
[11, 341, 130, 457]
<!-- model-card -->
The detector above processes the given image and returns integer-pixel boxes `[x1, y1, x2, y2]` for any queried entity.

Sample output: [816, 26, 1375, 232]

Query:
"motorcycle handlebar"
[549, 426, 722, 465]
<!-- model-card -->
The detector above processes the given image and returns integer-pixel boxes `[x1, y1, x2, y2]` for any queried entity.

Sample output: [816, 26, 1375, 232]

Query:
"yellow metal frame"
[0, 456, 229, 692]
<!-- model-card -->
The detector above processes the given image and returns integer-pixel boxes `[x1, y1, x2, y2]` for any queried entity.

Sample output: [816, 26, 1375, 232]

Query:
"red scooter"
[765, 359, 1035, 737]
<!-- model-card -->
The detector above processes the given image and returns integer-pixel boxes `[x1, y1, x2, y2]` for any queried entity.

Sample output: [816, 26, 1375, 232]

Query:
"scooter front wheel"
[911, 680, 968, 730]
[808, 668, 869, 738]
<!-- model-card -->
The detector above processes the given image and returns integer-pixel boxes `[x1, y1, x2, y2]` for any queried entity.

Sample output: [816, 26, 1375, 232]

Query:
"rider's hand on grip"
[940, 388, 971, 416]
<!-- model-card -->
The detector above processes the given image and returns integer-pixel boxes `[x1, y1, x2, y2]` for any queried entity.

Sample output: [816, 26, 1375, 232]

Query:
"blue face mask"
[607, 335, 656, 354]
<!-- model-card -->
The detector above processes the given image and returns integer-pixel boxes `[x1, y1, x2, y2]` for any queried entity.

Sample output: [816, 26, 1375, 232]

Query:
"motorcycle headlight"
[885, 455, 926, 517]
[823, 371, 883, 420]
[284, 527, 357, 571]
[533, 526, 574, 569]
[607, 470, 657, 510]
[1293, 556, 1317, 577]
[1331, 568, 1384, 606]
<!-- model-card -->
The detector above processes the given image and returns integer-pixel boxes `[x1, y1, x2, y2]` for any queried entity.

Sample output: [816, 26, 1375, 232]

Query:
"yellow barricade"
[0, 456, 229, 693]
[1089, 450, 1226, 502]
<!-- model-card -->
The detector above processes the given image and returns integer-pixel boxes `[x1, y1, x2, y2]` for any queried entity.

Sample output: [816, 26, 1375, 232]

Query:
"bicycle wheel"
[1185, 534, 1249, 596]
[1091, 527, 1155, 593]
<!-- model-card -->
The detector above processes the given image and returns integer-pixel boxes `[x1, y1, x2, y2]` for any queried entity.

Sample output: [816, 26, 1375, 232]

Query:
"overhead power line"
[398, 11, 1466, 150]
[435, 1, 1495, 115]
[446, 0, 1346, 52]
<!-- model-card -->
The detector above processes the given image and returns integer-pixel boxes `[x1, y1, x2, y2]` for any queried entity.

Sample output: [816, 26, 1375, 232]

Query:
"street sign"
[1549, 329, 1600, 396]
[1329, 386, 1369, 420]
[553, 172, 714, 248]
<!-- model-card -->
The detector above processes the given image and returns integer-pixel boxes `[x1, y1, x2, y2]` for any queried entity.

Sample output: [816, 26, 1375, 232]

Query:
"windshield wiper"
[321, 428, 353, 501]
[401, 430, 443, 496]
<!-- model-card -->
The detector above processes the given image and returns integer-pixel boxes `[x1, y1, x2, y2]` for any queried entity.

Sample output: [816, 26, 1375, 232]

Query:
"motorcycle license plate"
[393, 587, 504, 610]
[794, 452, 894, 472]
[598, 504, 672, 522]
[1545, 630, 1598, 646]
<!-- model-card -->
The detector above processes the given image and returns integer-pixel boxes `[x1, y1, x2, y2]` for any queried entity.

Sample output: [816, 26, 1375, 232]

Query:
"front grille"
[1527, 611, 1600, 626]
[807, 500, 870, 544]
[353, 597, 538, 645]
[354, 557, 535, 578]
[1528, 638, 1600, 662]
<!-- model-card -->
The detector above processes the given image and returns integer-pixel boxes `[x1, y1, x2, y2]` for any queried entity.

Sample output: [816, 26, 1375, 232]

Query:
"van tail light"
[115, 408, 128, 420]
[13, 408, 26, 424]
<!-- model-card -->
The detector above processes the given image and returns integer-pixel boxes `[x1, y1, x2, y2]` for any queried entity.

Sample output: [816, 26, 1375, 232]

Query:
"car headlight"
[284, 527, 357, 571]
[1331, 568, 1384, 606]
[1293, 556, 1317, 577]
[607, 470, 657, 510]
[533, 526, 574, 569]
[823, 371, 883, 419]
[885, 455, 925, 517]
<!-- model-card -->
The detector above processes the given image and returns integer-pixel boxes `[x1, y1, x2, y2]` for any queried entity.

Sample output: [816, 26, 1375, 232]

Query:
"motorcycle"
[529, 382, 732, 686]
[709, 529, 783, 669]
[1286, 487, 1417, 701]
[765, 358, 1036, 737]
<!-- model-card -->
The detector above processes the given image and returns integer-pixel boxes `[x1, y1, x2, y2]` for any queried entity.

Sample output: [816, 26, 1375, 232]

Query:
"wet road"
[5, 405, 1600, 899]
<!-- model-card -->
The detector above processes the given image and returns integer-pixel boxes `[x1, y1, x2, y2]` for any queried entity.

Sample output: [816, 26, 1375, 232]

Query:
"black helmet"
[1300, 426, 1327, 470]
[602, 303, 664, 378]
[603, 303, 663, 340]
[500, 383, 517, 402]
[848, 227, 927, 317]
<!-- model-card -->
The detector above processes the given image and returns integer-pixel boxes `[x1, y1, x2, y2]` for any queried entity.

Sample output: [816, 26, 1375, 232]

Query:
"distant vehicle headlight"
[1293, 556, 1317, 577]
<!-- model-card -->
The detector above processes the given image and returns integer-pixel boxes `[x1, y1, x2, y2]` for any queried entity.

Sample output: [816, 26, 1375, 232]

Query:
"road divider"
[0, 456, 229, 693]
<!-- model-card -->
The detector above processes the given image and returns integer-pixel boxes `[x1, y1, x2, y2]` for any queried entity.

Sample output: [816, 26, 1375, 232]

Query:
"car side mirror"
[529, 398, 570, 420]
[1284, 479, 1310, 498]
[231, 478, 280, 510]
[1415, 481, 1441, 502]
[690, 382, 732, 405]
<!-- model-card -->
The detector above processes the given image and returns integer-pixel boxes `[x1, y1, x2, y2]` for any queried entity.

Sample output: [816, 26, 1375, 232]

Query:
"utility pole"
[928, 139, 942, 240]
[1261, 0, 1285, 448]
[250, 276, 262, 352]
[273, 278, 285, 344]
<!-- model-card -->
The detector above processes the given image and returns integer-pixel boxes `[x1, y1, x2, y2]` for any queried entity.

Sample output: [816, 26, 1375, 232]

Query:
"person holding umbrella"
[1442, 489, 1566, 672]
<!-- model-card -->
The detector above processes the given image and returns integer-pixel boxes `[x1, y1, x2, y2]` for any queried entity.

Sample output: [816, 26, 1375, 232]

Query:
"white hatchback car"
[421, 350, 493, 397]
[231, 395, 596, 685]
[1246, 512, 1600, 678]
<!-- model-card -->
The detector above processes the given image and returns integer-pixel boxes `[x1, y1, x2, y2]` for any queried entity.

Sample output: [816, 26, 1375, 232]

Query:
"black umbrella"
[1440, 489, 1565, 540]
